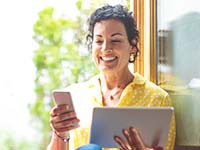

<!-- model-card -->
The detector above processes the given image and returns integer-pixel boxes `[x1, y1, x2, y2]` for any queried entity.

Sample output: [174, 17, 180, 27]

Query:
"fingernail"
[125, 130, 129, 134]
[113, 136, 120, 141]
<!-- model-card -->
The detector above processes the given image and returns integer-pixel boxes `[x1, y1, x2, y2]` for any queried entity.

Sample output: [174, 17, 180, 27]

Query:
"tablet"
[89, 107, 173, 148]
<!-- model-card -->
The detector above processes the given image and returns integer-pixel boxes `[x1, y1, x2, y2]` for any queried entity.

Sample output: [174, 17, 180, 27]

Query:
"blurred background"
[0, 0, 129, 149]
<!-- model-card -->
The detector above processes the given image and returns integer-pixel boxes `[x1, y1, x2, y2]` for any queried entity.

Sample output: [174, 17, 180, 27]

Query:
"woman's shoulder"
[133, 72, 169, 96]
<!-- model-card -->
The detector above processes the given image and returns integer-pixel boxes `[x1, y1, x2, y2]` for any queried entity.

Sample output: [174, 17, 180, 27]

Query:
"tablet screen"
[89, 107, 173, 148]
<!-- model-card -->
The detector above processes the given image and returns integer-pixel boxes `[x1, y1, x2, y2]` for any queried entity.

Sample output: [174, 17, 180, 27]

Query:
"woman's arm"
[48, 104, 80, 150]
[47, 132, 69, 150]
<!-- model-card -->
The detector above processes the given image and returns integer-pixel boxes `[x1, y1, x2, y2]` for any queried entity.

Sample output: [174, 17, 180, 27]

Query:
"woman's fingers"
[129, 127, 146, 150]
[114, 135, 130, 150]
[114, 126, 163, 150]
[122, 128, 135, 148]
[52, 116, 80, 127]
[50, 104, 70, 117]
[54, 122, 80, 133]
[52, 111, 77, 122]
[51, 117, 79, 133]
[115, 127, 146, 150]
[50, 104, 80, 133]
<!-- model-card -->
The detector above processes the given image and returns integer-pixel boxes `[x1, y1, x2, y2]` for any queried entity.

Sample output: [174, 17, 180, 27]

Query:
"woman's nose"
[101, 41, 112, 52]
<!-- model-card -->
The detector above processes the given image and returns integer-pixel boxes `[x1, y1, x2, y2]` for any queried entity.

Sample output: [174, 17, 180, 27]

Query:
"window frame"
[132, 0, 157, 83]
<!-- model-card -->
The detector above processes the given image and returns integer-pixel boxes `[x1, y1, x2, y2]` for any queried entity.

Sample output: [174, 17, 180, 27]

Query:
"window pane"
[157, 0, 200, 146]
[157, 0, 200, 145]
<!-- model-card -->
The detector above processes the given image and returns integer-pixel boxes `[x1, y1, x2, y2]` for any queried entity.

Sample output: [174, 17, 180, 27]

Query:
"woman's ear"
[130, 39, 137, 53]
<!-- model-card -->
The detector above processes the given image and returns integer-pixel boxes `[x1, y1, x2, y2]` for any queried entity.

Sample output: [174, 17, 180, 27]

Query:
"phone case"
[53, 91, 75, 112]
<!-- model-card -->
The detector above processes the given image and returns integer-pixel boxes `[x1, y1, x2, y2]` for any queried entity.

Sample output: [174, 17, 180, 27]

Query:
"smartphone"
[52, 90, 75, 112]
[52, 90, 80, 129]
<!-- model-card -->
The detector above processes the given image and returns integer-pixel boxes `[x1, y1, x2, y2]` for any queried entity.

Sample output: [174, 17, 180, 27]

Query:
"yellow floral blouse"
[67, 73, 176, 150]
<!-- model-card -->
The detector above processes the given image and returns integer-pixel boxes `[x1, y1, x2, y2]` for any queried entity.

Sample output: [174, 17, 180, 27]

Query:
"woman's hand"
[114, 126, 163, 150]
[50, 104, 80, 136]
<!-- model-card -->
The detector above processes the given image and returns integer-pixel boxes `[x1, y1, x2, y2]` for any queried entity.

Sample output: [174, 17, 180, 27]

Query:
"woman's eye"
[95, 40, 103, 44]
[112, 40, 121, 43]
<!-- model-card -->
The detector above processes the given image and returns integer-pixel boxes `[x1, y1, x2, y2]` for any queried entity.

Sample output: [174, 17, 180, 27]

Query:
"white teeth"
[101, 56, 116, 61]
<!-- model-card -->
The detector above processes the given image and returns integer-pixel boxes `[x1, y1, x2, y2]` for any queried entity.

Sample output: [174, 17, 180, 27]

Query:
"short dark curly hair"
[86, 4, 139, 63]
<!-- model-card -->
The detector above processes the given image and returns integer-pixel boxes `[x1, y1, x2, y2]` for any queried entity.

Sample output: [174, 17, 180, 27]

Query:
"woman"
[47, 4, 175, 150]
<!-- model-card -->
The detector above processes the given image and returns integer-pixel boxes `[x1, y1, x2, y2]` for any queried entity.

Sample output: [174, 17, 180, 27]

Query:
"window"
[157, 0, 200, 146]
[133, 0, 200, 147]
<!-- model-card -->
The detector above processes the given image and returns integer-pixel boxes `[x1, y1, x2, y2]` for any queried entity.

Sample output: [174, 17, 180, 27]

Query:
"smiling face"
[92, 19, 135, 74]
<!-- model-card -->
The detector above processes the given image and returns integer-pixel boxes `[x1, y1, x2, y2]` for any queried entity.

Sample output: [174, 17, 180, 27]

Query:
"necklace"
[100, 83, 128, 106]
[99, 73, 134, 106]
[108, 86, 123, 101]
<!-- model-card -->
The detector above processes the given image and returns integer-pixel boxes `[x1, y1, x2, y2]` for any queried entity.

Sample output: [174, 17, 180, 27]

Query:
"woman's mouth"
[100, 56, 117, 61]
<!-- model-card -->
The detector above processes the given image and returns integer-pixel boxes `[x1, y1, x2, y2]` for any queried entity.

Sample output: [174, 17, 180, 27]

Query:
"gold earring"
[129, 52, 135, 63]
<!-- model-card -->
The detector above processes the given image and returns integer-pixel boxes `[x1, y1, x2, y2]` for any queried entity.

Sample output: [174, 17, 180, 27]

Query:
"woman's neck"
[99, 69, 134, 106]
[100, 69, 134, 90]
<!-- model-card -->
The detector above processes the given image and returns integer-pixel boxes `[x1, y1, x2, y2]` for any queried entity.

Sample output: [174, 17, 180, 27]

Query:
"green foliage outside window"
[30, 0, 103, 149]
[0, 1, 130, 149]
[30, 0, 130, 149]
